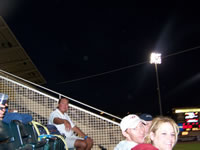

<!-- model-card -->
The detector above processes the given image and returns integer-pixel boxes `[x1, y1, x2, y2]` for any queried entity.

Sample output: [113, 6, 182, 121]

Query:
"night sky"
[2, 1, 200, 117]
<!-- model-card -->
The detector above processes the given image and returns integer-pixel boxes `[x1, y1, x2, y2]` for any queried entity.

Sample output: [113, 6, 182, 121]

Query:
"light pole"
[150, 53, 163, 115]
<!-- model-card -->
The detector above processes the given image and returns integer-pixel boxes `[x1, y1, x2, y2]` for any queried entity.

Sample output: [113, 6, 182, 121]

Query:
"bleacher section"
[0, 70, 123, 150]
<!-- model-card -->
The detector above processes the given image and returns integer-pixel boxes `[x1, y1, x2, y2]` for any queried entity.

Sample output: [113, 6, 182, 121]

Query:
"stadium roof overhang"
[0, 16, 46, 85]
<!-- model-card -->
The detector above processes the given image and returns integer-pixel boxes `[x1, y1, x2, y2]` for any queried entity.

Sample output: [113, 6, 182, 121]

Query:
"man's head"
[139, 113, 153, 135]
[58, 98, 69, 113]
[120, 114, 145, 143]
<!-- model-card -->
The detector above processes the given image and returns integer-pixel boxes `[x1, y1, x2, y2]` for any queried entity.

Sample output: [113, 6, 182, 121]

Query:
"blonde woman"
[144, 116, 179, 150]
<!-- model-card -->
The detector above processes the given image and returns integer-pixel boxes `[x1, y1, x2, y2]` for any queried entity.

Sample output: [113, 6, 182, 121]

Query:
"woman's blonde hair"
[145, 116, 179, 145]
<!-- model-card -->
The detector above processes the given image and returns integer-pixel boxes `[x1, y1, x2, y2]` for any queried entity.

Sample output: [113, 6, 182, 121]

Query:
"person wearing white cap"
[114, 114, 146, 150]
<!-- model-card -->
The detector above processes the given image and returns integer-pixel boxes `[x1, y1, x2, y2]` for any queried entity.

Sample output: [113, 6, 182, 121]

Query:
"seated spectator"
[114, 114, 146, 150]
[144, 116, 179, 150]
[139, 113, 153, 135]
[0, 93, 8, 120]
[0, 94, 32, 124]
[48, 98, 93, 150]
[0, 104, 6, 120]
[131, 143, 158, 150]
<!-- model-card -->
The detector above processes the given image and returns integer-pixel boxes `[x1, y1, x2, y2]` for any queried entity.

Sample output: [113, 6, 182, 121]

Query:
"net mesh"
[0, 73, 123, 150]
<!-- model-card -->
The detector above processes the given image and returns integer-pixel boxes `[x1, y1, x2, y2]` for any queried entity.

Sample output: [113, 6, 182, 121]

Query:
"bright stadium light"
[150, 52, 162, 115]
[150, 53, 161, 64]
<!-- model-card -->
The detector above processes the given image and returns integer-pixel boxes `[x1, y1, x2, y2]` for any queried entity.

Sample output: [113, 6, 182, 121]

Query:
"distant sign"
[185, 112, 198, 123]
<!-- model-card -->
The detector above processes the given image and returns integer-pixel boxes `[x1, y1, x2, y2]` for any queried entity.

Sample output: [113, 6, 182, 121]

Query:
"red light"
[183, 124, 187, 129]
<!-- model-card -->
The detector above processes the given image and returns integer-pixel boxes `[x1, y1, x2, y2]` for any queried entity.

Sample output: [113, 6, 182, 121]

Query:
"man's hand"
[63, 120, 71, 131]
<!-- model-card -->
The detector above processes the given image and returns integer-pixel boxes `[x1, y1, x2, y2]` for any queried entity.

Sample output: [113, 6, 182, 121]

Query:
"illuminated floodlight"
[150, 52, 162, 115]
[150, 53, 162, 64]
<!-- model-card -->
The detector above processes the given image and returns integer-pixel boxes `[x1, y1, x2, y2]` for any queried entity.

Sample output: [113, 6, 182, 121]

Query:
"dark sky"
[2, 1, 200, 117]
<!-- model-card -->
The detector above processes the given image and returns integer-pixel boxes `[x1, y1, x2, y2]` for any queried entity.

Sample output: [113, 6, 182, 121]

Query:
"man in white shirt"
[48, 98, 93, 150]
[114, 114, 146, 150]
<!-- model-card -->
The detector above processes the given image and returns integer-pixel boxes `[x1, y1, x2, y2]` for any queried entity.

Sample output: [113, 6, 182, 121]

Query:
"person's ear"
[150, 132, 155, 141]
[122, 130, 130, 139]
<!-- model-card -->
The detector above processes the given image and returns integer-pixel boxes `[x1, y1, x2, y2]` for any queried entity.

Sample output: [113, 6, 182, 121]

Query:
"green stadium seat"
[0, 120, 47, 149]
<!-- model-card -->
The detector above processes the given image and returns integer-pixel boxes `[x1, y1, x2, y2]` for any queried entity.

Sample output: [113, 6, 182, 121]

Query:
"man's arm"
[53, 117, 71, 130]
[72, 126, 86, 137]
[73, 126, 93, 144]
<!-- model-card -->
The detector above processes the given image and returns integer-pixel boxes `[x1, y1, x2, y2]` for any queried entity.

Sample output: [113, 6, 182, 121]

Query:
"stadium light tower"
[150, 52, 163, 115]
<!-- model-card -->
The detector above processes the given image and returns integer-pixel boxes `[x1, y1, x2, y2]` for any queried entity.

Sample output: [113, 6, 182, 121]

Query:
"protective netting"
[0, 73, 123, 150]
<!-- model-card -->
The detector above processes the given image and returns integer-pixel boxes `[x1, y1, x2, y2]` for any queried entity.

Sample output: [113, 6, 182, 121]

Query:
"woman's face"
[150, 122, 176, 150]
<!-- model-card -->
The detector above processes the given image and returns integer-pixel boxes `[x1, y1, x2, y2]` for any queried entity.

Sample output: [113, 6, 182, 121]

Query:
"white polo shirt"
[114, 140, 138, 150]
[48, 109, 75, 138]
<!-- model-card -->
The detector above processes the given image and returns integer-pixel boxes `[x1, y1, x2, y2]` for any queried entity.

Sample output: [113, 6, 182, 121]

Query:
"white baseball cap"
[120, 114, 145, 132]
